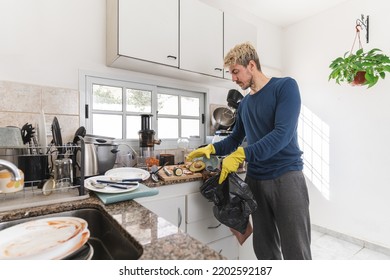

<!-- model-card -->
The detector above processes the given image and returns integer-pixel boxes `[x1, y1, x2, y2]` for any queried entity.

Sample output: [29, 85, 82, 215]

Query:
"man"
[187, 42, 311, 260]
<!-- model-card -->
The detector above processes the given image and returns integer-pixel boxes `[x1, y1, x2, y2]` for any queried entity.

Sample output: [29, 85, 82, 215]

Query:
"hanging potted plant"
[328, 48, 390, 88]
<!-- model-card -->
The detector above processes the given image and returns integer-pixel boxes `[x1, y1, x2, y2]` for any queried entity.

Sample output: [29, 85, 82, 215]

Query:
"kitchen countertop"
[0, 170, 232, 260]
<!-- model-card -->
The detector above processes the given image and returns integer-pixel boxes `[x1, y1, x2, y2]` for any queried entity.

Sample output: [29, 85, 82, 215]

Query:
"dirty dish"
[104, 167, 150, 181]
[0, 216, 90, 260]
[84, 175, 139, 194]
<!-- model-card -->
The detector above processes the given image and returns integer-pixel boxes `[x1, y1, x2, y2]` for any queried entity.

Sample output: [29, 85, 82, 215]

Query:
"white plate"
[38, 110, 47, 154]
[0, 217, 90, 260]
[84, 175, 139, 194]
[105, 167, 150, 181]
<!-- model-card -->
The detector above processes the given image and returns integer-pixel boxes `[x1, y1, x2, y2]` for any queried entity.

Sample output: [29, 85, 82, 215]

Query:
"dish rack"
[0, 138, 89, 212]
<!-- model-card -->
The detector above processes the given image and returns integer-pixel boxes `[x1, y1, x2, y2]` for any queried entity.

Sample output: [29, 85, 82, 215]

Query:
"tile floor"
[311, 229, 390, 260]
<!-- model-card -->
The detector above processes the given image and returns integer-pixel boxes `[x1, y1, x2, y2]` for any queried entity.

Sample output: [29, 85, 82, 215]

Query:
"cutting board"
[95, 183, 159, 204]
[157, 165, 203, 182]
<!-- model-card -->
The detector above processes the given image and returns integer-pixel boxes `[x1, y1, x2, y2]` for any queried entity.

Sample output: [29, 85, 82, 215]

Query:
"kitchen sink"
[0, 207, 143, 260]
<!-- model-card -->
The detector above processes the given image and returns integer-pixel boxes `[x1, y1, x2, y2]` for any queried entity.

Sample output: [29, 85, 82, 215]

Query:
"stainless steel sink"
[0, 207, 143, 260]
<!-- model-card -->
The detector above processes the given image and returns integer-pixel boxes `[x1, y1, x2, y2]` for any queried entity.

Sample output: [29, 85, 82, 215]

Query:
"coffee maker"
[138, 114, 161, 158]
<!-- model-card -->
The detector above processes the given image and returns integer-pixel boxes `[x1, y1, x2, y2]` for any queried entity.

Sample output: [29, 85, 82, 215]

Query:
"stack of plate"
[84, 167, 150, 194]
[0, 217, 91, 260]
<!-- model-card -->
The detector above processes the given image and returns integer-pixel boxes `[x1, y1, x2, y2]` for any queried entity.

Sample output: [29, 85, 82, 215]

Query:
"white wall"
[283, 0, 390, 248]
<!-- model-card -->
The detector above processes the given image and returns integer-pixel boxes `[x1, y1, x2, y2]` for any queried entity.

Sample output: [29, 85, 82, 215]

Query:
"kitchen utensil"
[150, 162, 168, 182]
[95, 179, 139, 186]
[0, 216, 89, 260]
[95, 143, 119, 175]
[21, 123, 35, 145]
[74, 143, 99, 177]
[211, 107, 235, 130]
[227, 89, 244, 109]
[17, 154, 50, 184]
[42, 178, 55, 196]
[85, 176, 139, 193]
[72, 126, 86, 144]
[38, 110, 48, 154]
[104, 167, 150, 181]
[0, 169, 24, 194]
[51, 116, 63, 156]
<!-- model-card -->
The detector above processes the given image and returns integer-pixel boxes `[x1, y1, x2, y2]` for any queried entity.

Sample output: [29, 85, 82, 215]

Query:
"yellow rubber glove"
[219, 147, 246, 184]
[186, 144, 216, 161]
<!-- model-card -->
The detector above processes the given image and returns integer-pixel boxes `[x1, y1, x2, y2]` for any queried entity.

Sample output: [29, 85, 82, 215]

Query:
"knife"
[107, 183, 138, 190]
[96, 180, 139, 185]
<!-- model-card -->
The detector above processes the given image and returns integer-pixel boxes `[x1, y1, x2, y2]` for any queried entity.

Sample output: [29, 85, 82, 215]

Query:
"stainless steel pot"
[95, 143, 119, 175]
[212, 107, 235, 130]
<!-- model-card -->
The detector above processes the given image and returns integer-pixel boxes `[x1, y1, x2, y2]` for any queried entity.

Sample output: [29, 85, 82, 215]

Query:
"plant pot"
[350, 71, 367, 86]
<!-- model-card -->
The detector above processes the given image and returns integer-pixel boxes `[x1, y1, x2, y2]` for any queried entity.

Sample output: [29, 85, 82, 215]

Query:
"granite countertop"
[0, 173, 227, 260]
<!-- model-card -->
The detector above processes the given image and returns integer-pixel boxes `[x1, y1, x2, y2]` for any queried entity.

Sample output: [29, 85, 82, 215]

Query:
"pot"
[95, 143, 119, 175]
[212, 107, 235, 130]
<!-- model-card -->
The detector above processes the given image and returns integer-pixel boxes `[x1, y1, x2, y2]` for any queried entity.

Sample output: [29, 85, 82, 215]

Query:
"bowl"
[0, 169, 24, 194]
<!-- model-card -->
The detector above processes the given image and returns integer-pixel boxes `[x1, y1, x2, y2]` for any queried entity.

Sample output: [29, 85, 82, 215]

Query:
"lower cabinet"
[137, 182, 251, 259]
[141, 195, 186, 232]
[208, 235, 239, 260]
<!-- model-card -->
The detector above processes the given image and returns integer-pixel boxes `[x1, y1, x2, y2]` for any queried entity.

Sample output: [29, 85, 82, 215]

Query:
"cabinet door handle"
[214, 68, 223, 71]
[167, 55, 177, 60]
[207, 223, 221, 229]
[178, 207, 182, 228]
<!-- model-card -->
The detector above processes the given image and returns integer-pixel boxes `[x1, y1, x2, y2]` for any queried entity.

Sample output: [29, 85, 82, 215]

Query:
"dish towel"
[94, 184, 159, 204]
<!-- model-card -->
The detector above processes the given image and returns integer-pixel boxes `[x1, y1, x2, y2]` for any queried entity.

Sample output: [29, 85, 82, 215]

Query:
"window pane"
[126, 89, 152, 113]
[92, 85, 122, 111]
[92, 114, 122, 138]
[181, 97, 199, 117]
[158, 118, 178, 138]
[126, 116, 141, 139]
[158, 94, 178, 115]
[181, 119, 199, 138]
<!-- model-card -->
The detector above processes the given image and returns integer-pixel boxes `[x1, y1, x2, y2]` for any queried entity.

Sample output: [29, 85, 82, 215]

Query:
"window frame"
[80, 72, 207, 150]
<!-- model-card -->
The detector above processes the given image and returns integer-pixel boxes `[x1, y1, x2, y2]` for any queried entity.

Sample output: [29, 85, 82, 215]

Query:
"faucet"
[0, 159, 22, 181]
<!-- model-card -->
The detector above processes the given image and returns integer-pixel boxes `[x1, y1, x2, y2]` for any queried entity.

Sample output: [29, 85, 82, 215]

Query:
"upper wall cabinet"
[223, 13, 257, 80]
[179, 0, 224, 78]
[106, 0, 257, 83]
[107, 0, 179, 68]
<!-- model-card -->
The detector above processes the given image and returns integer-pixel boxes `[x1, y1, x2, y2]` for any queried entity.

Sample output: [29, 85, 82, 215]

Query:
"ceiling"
[221, 0, 350, 27]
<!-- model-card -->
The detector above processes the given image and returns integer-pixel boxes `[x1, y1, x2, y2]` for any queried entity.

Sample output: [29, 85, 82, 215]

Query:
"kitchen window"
[83, 75, 206, 148]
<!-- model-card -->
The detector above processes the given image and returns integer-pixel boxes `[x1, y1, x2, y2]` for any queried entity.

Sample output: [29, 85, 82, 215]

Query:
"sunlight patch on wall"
[298, 105, 330, 200]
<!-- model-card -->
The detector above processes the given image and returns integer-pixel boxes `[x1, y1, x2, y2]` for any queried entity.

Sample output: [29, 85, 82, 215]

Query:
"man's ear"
[248, 60, 257, 72]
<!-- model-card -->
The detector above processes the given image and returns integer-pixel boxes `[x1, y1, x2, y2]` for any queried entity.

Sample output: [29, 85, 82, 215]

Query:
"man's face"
[229, 63, 253, 90]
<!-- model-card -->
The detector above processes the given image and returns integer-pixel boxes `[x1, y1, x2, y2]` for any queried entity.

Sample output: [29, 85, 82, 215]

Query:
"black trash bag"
[200, 172, 257, 234]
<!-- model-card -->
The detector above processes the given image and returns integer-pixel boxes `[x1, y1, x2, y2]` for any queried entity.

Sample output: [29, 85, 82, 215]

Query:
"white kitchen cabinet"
[141, 195, 186, 232]
[107, 0, 179, 68]
[208, 235, 239, 260]
[180, 0, 224, 78]
[186, 192, 238, 259]
[223, 12, 257, 80]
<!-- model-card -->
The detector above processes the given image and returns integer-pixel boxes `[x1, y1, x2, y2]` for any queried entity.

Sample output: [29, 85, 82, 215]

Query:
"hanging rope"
[350, 24, 363, 54]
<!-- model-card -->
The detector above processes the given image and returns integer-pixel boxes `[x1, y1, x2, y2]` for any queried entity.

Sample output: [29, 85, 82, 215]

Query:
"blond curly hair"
[224, 42, 261, 71]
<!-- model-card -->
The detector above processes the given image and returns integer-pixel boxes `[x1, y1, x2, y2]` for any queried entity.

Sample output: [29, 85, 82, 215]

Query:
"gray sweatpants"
[246, 170, 312, 260]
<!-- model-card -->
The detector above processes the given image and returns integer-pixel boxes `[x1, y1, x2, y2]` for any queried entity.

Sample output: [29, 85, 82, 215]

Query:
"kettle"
[73, 143, 99, 177]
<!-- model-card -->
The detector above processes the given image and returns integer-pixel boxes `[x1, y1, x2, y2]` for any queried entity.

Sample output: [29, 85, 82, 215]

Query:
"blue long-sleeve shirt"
[213, 77, 303, 180]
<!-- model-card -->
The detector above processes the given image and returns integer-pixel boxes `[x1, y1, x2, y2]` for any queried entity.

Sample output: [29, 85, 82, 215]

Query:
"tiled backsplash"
[0, 80, 80, 145]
